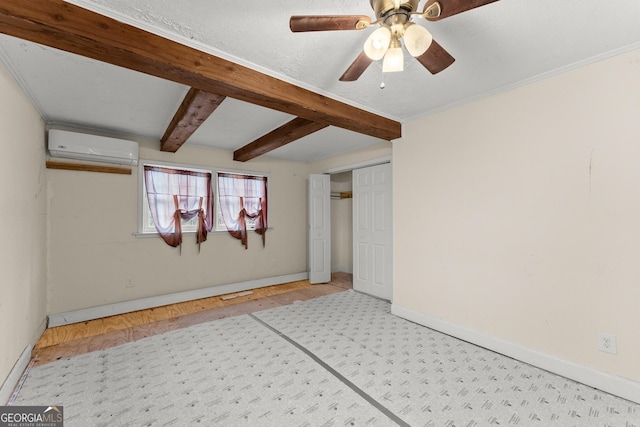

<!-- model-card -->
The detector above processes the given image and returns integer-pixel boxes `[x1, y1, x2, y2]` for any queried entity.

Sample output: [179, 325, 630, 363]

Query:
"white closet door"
[308, 174, 331, 284]
[353, 163, 393, 300]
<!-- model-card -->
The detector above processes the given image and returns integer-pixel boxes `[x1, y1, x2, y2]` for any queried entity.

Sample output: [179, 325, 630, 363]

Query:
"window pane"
[216, 172, 266, 232]
[140, 163, 212, 235]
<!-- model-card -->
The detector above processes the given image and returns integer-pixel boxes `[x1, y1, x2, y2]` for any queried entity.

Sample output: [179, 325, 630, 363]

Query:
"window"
[139, 162, 268, 249]
[141, 163, 213, 248]
[217, 172, 268, 249]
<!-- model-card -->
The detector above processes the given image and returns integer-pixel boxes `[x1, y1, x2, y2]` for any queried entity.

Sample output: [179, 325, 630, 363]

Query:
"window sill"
[132, 230, 225, 238]
[132, 228, 273, 238]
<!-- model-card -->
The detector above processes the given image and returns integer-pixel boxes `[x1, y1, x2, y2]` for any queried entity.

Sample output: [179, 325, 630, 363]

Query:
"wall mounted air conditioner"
[48, 129, 139, 166]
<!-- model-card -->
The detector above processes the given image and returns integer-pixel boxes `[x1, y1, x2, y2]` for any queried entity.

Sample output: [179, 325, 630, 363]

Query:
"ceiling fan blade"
[415, 40, 455, 74]
[290, 15, 371, 32]
[339, 51, 373, 82]
[423, 0, 499, 21]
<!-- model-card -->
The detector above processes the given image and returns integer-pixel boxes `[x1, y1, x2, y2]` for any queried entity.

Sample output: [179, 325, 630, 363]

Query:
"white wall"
[309, 140, 391, 174]
[394, 48, 640, 392]
[47, 140, 310, 314]
[0, 62, 47, 394]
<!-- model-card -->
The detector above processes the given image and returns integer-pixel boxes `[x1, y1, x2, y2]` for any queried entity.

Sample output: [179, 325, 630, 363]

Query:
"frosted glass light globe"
[382, 46, 404, 72]
[403, 23, 433, 57]
[364, 27, 392, 60]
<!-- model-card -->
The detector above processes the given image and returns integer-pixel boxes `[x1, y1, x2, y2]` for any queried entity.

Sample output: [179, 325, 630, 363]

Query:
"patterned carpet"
[12, 290, 639, 426]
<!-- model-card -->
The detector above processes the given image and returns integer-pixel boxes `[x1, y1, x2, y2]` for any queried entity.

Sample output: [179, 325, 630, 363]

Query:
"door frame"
[315, 155, 392, 289]
[322, 156, 391, 175]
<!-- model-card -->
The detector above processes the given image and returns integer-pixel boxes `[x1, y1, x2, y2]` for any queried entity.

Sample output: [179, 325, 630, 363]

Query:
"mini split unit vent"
[48, 129, 139, 166]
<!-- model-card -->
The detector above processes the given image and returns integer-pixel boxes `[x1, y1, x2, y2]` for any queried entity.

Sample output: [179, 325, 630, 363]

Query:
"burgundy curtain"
[218, 172, 267, 249]
[144, 166, 213, 250]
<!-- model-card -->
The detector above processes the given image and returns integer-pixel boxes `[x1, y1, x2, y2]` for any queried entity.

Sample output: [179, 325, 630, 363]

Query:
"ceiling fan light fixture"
[364, 26, 392, 60]
[403, 22, 433, 57]
[382, 43, 404, 72]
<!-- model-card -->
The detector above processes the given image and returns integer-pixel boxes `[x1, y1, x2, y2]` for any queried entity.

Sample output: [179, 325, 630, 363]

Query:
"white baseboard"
[48, 272, 308, 327]
[0, 317, 48, 404]
[1, 345, 33, 405]
[391, 303, 640, 405]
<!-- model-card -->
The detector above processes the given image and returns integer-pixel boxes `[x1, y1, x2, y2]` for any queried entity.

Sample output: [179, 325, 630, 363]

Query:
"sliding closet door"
[353, 163, 393, 300]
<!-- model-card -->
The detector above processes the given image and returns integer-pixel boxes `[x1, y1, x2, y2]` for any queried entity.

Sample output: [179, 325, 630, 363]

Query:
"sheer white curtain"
[218, 172, 267, 249]
[144, 166, 213, 249]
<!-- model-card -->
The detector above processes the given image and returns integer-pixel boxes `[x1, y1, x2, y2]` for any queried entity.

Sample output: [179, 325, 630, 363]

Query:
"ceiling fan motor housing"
[370, 0, 419, 17]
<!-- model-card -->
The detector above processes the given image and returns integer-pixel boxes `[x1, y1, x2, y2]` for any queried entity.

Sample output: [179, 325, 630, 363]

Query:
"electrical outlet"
[597, 331, 617, 354]
[125, 278, 134, 288]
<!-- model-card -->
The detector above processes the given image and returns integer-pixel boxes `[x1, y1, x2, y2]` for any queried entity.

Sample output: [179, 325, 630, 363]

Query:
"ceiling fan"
[290, 0, 499, 81]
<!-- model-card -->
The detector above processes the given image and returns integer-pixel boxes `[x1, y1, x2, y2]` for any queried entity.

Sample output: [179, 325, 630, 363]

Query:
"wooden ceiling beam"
[161, 88, 226, 152]
[234, 117, 329, 162]
[0, 0, 401, 142]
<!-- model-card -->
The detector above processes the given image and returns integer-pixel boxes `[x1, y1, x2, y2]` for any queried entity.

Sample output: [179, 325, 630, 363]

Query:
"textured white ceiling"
[1, 0, 640, 162]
